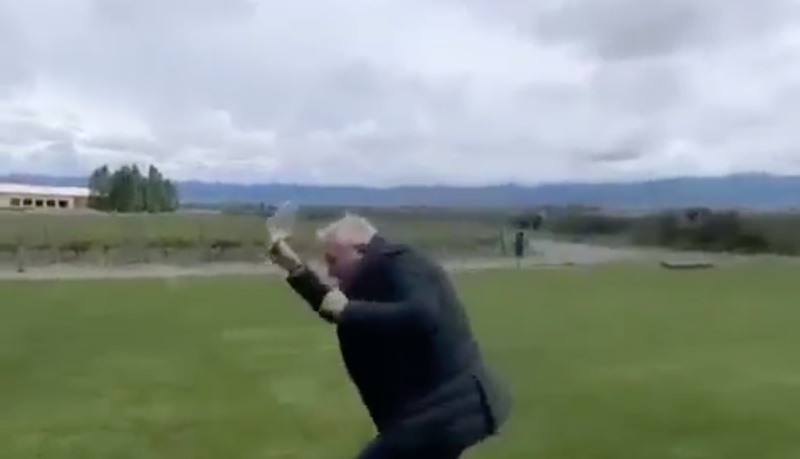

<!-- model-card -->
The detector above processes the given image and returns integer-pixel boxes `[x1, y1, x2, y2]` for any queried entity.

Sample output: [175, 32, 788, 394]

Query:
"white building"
[0, 183, 91, 210]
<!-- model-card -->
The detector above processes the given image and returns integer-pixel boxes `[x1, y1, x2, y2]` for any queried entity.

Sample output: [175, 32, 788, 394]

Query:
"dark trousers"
[355, 434, 465, 459]
[355, 387, 493, 459]
[354, 414, 490, 459]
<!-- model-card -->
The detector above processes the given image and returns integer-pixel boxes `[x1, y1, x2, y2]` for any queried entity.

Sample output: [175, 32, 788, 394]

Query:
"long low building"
[0, 183, 91, 210]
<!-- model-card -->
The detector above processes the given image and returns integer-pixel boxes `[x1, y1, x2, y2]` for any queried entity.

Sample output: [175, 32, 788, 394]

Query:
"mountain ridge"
[2, 173, 799, 209]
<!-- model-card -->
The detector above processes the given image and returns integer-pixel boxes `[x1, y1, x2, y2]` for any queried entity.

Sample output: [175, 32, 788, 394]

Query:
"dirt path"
[0, 240, 781, 281]
[0, 259, 573, 281]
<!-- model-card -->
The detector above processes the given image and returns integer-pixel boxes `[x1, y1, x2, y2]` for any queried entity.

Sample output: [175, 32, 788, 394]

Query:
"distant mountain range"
[2, 173, 800, 209]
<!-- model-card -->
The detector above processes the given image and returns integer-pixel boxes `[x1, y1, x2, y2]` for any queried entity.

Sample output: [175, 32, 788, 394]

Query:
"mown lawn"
[0, 264, 798, 458]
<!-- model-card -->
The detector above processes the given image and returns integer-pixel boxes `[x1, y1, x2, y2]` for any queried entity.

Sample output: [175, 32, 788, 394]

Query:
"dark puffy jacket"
[287, 236, 511, 450]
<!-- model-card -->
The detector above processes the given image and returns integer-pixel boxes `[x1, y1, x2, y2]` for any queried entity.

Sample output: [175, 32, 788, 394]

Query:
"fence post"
[15, 234, 25, 273]
[198, 221, 210, 263]
[141, 216, 151, 264]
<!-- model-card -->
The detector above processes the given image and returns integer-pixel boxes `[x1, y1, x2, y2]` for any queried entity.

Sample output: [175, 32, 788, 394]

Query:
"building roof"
[0, 183, 91, 197]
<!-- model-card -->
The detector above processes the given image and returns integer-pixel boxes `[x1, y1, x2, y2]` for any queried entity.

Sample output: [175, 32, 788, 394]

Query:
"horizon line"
[0, 171, 793, 189]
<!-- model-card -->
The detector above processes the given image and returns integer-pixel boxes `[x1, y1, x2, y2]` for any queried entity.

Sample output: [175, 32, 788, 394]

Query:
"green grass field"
[1, 265, 798, 458]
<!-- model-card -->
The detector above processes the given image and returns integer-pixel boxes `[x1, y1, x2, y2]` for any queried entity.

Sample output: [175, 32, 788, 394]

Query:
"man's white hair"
[316, 213, 378, 245]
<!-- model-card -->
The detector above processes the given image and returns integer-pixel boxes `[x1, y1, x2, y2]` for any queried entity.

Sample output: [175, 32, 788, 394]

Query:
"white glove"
[320, 289, 349, 318]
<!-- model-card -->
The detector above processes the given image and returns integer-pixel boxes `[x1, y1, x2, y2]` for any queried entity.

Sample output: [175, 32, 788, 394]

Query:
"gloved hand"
[268, 238, 303, 274]
[320, 289, 349, 319]
[284, 264, 350, 322]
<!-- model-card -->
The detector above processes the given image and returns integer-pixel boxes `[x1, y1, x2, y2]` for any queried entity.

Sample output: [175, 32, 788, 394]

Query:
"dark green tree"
[87, 165, 112, 210]
[145, 165, 164, 213]
[161, 179, 179, 212]
[87, 164, 180, 213]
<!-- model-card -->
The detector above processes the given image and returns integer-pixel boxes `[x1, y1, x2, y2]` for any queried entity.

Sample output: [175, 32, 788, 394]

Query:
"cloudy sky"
[1, 0, 799, 185]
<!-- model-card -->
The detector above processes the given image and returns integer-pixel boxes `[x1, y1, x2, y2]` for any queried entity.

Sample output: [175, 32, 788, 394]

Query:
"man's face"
[323, 240, 363, 285]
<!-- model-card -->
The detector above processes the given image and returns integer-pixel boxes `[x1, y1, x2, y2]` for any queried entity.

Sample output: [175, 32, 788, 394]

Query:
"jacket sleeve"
[337, 264, 439, 333]
[285, 266, 336, 323]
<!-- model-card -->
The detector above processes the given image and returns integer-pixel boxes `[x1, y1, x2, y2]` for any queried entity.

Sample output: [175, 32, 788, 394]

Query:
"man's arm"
[286, 262, 439, 331]
[339, 259, 439, 333]
[335, 297, 433, 333]
[285, 266, 339, 323]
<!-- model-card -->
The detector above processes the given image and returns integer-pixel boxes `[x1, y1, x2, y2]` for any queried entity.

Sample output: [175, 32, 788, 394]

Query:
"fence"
[0, 211, 507, 268]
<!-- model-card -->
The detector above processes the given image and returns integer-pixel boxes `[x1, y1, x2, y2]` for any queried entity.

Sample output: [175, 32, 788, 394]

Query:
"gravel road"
[0, 239, 779, 281]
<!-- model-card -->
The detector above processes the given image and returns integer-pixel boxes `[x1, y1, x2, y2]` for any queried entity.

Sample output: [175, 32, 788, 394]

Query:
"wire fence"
[0, 211, 511, 268]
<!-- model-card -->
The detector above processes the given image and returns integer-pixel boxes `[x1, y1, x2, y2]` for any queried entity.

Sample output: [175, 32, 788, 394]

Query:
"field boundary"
[0, 258, 584, 281]
[1, 239, 794, 281]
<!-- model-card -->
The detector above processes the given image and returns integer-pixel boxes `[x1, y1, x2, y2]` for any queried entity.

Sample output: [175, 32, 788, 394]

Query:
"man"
[268, 214, 511, 459]
[514, 229, 526, 268]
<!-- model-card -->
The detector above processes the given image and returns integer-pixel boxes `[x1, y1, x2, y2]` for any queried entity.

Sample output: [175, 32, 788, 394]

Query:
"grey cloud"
[2, 0, 800, 184]
[588, 149, 643, 163]
[283, 62, 470, 136]
[0, 6, 33, 94]
[0, 118, 75, 145]
[92, 0, 256, 27]
[80, 134, 168, 157]
[41, 2, 460, 138]
[31, 140, 83, 167]
[585, 133, 655, 163]
[472, 0, 796, 60]
[589, 58, 685, 114]
[536, 0, 702, 60]
[41, 23, 319, 133]
[0, 140, 88, 176]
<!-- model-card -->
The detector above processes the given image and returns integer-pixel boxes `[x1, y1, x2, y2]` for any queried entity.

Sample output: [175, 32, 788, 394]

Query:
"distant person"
[513, 230, 526, 267]
[268, 214, 511, 459]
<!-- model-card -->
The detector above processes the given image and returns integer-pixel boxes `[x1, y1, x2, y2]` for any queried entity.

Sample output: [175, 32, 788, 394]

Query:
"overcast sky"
[1, 0, 799, 185]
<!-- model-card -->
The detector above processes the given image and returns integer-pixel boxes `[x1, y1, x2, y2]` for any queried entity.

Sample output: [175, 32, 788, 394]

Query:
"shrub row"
[0, 237, 269, 255]
[0, 232, 504, 257]
[529, 209, 800, 255]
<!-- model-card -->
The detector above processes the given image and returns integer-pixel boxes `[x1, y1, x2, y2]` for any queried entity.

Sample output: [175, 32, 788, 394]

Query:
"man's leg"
[355, 435, 464, 459]
[354, 435, 398, 459]
[417, 444, 464, 459]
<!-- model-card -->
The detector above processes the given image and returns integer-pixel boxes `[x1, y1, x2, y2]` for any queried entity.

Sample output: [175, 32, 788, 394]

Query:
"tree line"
[88, 164, 179, 213]
[513, 207, 800, 255]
